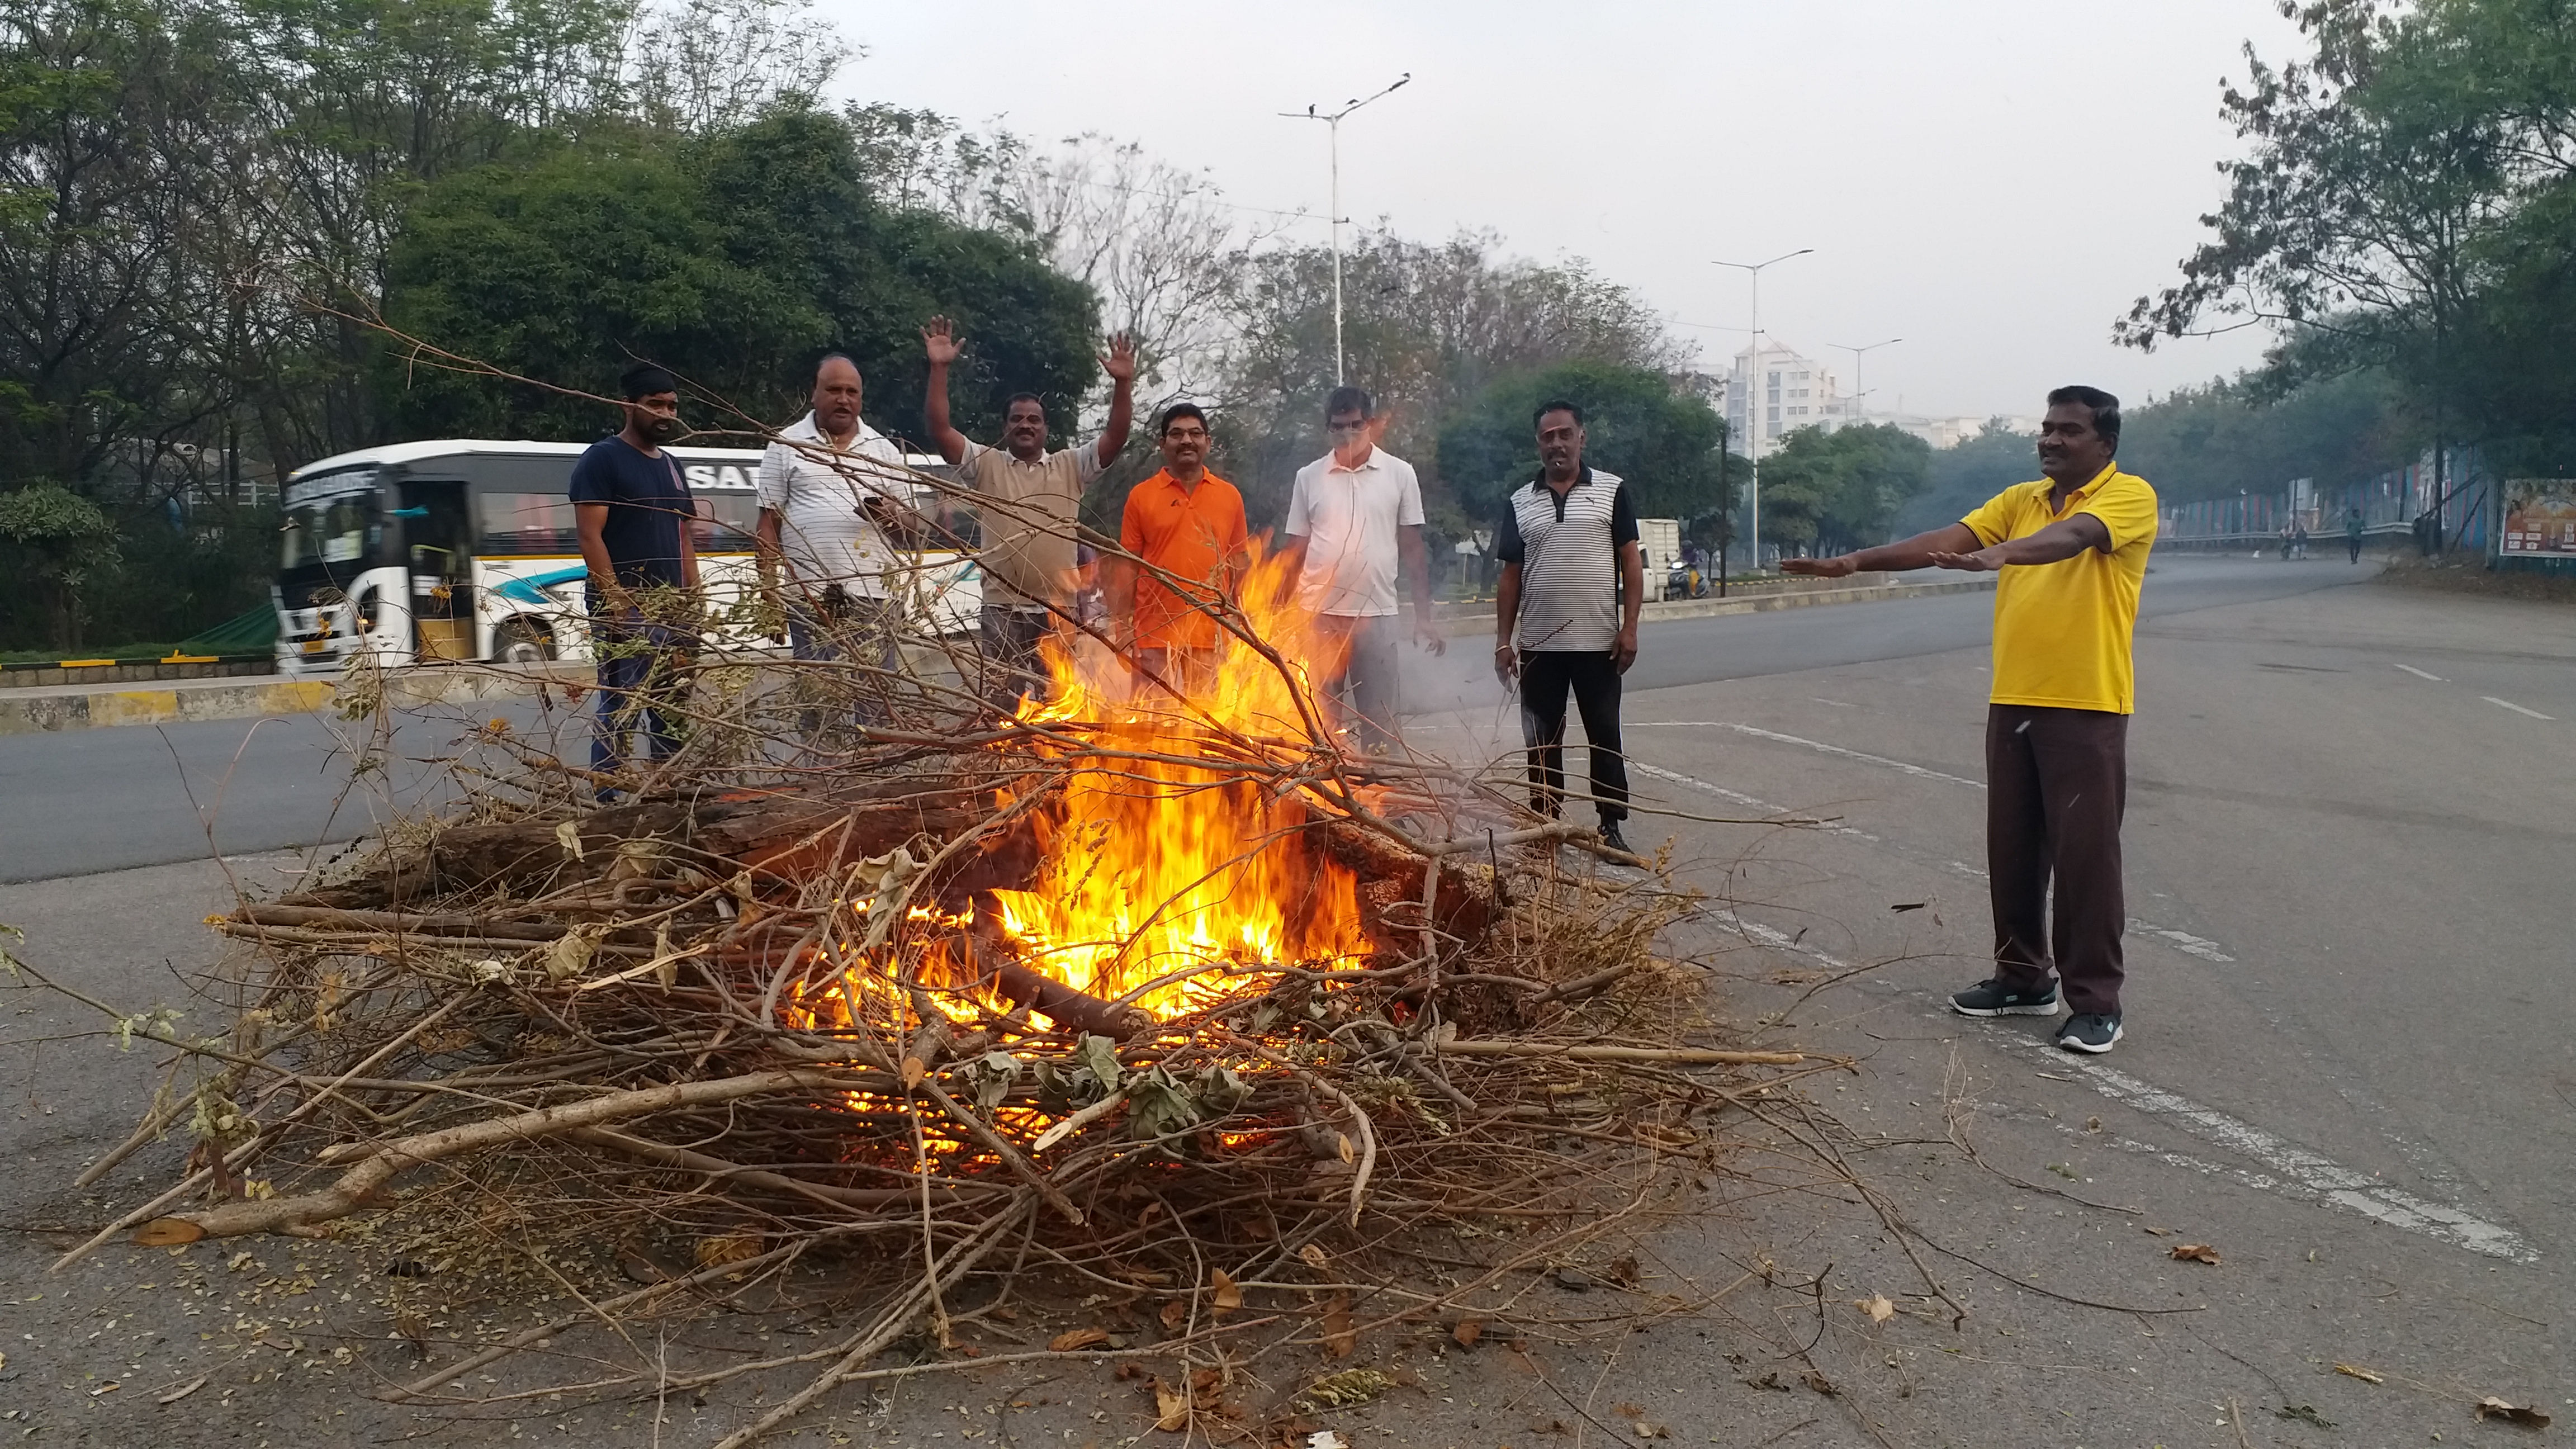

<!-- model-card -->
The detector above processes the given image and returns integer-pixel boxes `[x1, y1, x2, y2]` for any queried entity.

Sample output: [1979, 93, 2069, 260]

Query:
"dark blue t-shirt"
[569, 435, 693, 589]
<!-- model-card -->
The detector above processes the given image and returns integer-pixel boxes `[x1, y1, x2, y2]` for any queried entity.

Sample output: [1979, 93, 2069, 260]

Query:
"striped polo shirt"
[1496, 466, 1639, 653]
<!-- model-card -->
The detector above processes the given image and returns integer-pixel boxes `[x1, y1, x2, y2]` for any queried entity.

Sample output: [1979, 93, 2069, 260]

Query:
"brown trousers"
[1986, 704, 2129, 1015]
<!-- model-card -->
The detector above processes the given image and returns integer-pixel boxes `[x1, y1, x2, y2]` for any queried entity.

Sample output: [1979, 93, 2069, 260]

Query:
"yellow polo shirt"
[1961, 465, 2160, 714]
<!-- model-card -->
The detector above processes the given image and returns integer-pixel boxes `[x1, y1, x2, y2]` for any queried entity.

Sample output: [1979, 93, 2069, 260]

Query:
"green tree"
[2121, 0, 2576, 505]
[0, 482, 117, 648]
[1750, 423, 1930, 556]
[381, 101, 1100, 448]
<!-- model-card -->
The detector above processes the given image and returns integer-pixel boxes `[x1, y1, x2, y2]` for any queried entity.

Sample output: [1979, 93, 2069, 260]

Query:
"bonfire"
[36, 518, 1825, 1447]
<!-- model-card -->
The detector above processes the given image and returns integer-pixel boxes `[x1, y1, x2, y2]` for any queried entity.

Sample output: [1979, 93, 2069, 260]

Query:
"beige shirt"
[957, 437, 1106, 609]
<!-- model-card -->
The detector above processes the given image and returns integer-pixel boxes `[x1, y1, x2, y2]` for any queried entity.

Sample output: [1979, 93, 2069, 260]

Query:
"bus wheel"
[495, 620, 553, 664]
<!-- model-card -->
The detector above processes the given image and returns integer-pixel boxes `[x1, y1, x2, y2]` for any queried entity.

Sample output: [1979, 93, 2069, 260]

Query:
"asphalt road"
[0, 554, 2361, 884]
[5, 553, 2569, 1447]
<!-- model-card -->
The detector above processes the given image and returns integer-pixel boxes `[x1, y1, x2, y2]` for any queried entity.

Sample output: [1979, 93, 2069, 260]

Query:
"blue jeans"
[592, 621, 685, 775]
[787, 596, 901, 727]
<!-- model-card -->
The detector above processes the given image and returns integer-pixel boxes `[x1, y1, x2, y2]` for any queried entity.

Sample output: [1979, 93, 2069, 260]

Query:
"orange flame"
[989, 539, 1374, 1016]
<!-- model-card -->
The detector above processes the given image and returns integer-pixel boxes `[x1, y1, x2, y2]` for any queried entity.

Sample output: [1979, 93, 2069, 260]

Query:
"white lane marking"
[2125, 919, 2235, 963]
[1721, 908, 2526, 1262]
[1947, 860, 1988, 879]
[2483, 696, 2555, 720]
[1631, 721, 1985, 790]
[1999, 1034, 2534, 1262]
[1706, 908, 1852, 969]
[2394, 663, 2444, 681]
[1629, 760, 1879, 841]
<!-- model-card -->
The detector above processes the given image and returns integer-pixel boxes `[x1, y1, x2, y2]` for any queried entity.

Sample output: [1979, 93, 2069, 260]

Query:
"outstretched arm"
[1094, 333, 1135, 468]
[1779, 521, 1983, 578]
[1927, 513, 2109, 571]
[920, 316, 969, 465]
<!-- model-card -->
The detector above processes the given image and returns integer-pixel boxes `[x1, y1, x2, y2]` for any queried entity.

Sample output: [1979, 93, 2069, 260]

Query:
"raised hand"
[1100, 332, 1137, 384]
[921, 315, 963, 367]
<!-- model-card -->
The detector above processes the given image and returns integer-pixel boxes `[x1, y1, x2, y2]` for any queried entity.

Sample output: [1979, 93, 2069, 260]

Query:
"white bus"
[273, 439, 978, 676]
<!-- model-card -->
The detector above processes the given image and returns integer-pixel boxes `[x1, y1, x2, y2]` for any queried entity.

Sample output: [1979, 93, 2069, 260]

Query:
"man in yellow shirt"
[1783, 386, 2156, 1053]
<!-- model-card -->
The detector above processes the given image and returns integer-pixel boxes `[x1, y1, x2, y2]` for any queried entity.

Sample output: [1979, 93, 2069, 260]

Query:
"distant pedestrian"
[1493, 400, 1643, 860]
[755, 354, 917, 732]
[1278, 385, 1444, 755]
[1112, 405, 1247, 697]
[2293, 520, 2310, 560]
[2345, 507, 2365, 564]
[1782, 385, 2157, 1054]
[572, 361, 701, 786]
[920, 315, 1136, 709]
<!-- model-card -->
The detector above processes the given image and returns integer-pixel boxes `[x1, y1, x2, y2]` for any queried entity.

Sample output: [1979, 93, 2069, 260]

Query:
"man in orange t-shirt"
[1112, 404, 1247, 697]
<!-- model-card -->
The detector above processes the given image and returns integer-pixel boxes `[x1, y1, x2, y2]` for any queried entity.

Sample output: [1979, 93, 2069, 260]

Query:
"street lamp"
[1826, 338, 1902, 428]
[1711, 249, 1812, 570]
[1281, 73, 1411, 386]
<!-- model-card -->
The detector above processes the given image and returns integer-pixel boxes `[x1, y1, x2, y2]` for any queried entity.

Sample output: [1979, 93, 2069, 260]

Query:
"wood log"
[1317, 821, 1497, 949]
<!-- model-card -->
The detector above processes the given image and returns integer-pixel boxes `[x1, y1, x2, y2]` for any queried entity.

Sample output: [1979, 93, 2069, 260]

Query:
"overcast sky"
[825, 0, 2305, 423]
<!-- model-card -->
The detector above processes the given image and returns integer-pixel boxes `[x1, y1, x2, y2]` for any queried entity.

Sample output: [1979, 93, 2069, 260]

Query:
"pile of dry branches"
[41, 542, 1829, 1447]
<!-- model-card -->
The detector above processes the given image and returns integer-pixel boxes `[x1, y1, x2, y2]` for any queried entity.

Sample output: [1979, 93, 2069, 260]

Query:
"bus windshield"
[281, 475, 380, 570]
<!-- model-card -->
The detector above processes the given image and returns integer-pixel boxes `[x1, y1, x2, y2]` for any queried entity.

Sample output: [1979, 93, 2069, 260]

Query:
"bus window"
[694, 493, 758, 550]
[284, 491, 377, 569]
[477, 491, 579, 555]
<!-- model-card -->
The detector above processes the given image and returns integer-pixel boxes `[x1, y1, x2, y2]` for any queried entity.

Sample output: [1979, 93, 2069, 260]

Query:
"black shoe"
[1949, 977, 2061, 1017]
[1599, 825, 1637, 860]
[2054, 1012, 2123, 1054]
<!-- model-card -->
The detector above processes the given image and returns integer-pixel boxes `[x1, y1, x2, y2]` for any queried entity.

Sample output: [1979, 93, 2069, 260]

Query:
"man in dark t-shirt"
[571, 362, 700, 784]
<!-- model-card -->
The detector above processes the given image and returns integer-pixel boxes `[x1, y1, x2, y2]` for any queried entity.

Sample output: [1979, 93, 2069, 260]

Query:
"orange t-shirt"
[1120, 470, 1247, 648]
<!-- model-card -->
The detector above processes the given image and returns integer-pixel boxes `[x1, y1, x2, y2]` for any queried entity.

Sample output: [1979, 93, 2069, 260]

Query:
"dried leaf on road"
[1210, 1268, 1242, 1313]
[1298, 1242, 1329, 1270]
[1153, 1376, 1188, 1431]
[1301, 1368, 1390, 1407]
[1451, 1316, 1485, 1348]
[133, 1217, 203, 1247]
[1606, 1254, 1641, 1288]
[2332, 1362, 2384, 1384]
[1159, 1299, 1187, 1331]
[2474, 1398, 2552, 1428]
[1046, 1326, 1110, 1353]
[692, 1232, 761, 1269]
[1802, 1369, 1838, 1396]
[1632, 1421, 1671, 1439]
[1857, 1294, 1896, 1324]
[154, 1374, 207, 1406]
[2170, 1243, 2222, 1265]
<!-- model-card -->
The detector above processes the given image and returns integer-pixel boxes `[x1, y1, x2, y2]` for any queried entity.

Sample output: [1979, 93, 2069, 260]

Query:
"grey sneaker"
[1950, 977, 2061, 1017]
[2054, 1012, 2124, 1054]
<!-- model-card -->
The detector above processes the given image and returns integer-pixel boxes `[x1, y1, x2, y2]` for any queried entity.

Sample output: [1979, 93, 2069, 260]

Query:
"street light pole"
[1711, 249, 1812, 571]
[1281, 73, 1410, 386]
[1827, 338, 1902, 429]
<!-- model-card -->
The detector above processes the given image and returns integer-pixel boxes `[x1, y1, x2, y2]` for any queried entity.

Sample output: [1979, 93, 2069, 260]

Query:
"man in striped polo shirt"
[1494, 399, 1644, 858]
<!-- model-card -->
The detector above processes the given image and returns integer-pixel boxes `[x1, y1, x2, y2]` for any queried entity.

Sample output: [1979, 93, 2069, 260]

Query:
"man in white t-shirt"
[920, 315, 1135, 709]
[756, 354, 916, 724]
[1278, 385, 1443, 754]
